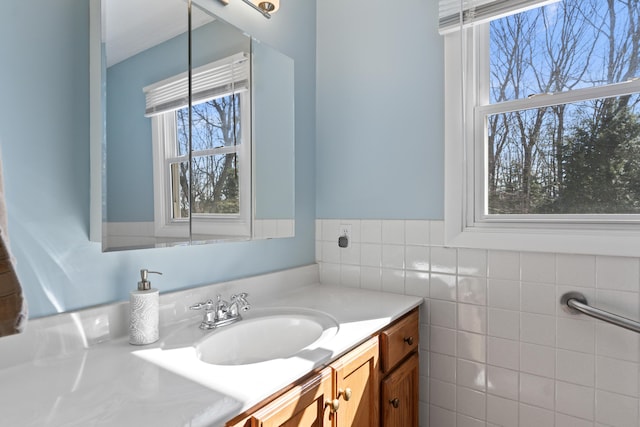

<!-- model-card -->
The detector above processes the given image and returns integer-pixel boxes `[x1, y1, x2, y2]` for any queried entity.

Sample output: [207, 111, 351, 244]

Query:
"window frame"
[444, 23, 640, 257]
[151, 91, 252, 239]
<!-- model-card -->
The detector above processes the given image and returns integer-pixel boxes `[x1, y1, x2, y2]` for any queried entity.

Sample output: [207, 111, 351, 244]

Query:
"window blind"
[438, 0, 560, 34]
[143, 52, 249, 117]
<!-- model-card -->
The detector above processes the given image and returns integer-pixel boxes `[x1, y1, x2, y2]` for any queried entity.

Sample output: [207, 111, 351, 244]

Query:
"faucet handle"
[189, 299, 215, 311]
[230, 292, 251, 311]
[231, 292, 249, 301]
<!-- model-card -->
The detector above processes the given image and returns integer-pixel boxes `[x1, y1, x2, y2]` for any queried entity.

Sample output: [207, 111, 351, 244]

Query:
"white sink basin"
[195, 308, 339, 365]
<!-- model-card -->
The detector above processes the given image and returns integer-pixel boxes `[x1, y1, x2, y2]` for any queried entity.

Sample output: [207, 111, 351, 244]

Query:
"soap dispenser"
[129, 269, 162, 345]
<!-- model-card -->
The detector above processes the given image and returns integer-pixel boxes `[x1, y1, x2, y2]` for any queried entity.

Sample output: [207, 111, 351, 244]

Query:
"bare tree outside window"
[175, 94, 242, 218]
[488, 0, 640, 214]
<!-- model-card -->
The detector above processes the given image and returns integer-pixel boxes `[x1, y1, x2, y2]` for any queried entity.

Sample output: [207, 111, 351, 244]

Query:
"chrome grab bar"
[561, 291, 640, 334]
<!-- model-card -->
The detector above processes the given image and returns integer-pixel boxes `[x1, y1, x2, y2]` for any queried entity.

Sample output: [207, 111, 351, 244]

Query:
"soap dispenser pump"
[129, 269, 162, 345]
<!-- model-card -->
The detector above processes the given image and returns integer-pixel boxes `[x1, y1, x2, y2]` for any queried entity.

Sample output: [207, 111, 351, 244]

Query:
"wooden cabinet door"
[249, 368, 333, 427]
[331, 337, 379, 427]
[381, 352, 419, 427]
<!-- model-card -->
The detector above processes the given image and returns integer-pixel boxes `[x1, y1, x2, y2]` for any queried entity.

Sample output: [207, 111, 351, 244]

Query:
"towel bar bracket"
[560, 291, 640, 334]
[560, 291, 588, 315]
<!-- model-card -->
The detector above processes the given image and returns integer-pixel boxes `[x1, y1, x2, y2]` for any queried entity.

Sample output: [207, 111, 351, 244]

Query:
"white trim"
[445, 223, 640, 257]
[443, 27, 640, 257]
[151, 114, 191, 238]
[478, 79, 640, 116]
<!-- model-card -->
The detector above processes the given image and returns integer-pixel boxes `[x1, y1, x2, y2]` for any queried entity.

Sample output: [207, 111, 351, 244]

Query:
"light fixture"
[256, 0, 279, 13]
[217, 0, 279, 19]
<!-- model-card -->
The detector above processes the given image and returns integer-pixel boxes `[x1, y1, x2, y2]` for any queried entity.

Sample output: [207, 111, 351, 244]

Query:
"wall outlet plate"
[338, 224, 351, 248]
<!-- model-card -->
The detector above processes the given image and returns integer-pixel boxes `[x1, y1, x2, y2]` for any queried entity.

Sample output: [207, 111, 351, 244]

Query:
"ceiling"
[104, 0, 214, 67]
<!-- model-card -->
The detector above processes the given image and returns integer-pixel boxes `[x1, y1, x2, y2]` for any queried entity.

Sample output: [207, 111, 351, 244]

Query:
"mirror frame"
[89, 0, 295, 250]
[89, 0, 102, 243]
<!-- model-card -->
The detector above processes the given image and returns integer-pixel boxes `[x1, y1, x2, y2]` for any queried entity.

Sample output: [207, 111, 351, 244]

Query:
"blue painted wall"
[316, 0, 444, 220]
[253, 41, 295, 219]
[0, 0, 316, 319]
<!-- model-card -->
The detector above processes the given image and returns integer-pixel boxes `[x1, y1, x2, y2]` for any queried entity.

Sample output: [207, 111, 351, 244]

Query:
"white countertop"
[0, 266, 423, 427]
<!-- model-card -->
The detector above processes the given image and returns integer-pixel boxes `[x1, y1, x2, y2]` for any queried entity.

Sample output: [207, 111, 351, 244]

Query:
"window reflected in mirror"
[146, 53, 251, 238]
[97, 0, 295, 251]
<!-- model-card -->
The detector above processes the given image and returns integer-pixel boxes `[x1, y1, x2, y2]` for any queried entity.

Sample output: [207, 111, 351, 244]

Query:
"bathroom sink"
[195, 308, 339, 365]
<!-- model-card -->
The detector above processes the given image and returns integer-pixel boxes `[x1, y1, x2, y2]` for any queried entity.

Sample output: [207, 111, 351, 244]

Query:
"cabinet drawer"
[379, 309, 419, 373]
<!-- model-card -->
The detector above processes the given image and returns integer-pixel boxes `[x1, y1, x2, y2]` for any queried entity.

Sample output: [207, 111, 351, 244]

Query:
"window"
[144, 53, 251, 238]
[442, 0, 640, 256]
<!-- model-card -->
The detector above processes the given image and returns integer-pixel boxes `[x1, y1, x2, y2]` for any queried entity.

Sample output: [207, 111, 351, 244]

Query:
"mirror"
[94, 0, 295, 251]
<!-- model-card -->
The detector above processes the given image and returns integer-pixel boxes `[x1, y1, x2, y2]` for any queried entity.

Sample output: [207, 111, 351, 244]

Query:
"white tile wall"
[316, 219, 640, 427]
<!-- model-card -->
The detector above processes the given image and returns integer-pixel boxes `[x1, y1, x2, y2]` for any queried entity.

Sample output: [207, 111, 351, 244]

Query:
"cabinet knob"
[325, 398, 340, 412]
[389, 398, 400, 409]
[338, 387, 352, 401]
[403, 336, 414, 345]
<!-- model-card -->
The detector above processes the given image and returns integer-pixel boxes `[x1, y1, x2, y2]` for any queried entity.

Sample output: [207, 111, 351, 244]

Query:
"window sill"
[444, 221, 640, 257]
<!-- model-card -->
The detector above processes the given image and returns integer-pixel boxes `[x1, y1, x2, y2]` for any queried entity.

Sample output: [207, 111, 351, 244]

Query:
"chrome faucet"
[190, 292, 250, 329]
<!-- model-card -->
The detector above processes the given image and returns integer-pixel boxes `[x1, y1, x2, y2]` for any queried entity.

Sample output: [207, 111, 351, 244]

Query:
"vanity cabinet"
[226, 308, 419, 427]
[229, 337, 379, 427]
[379, 309, 420, 427]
